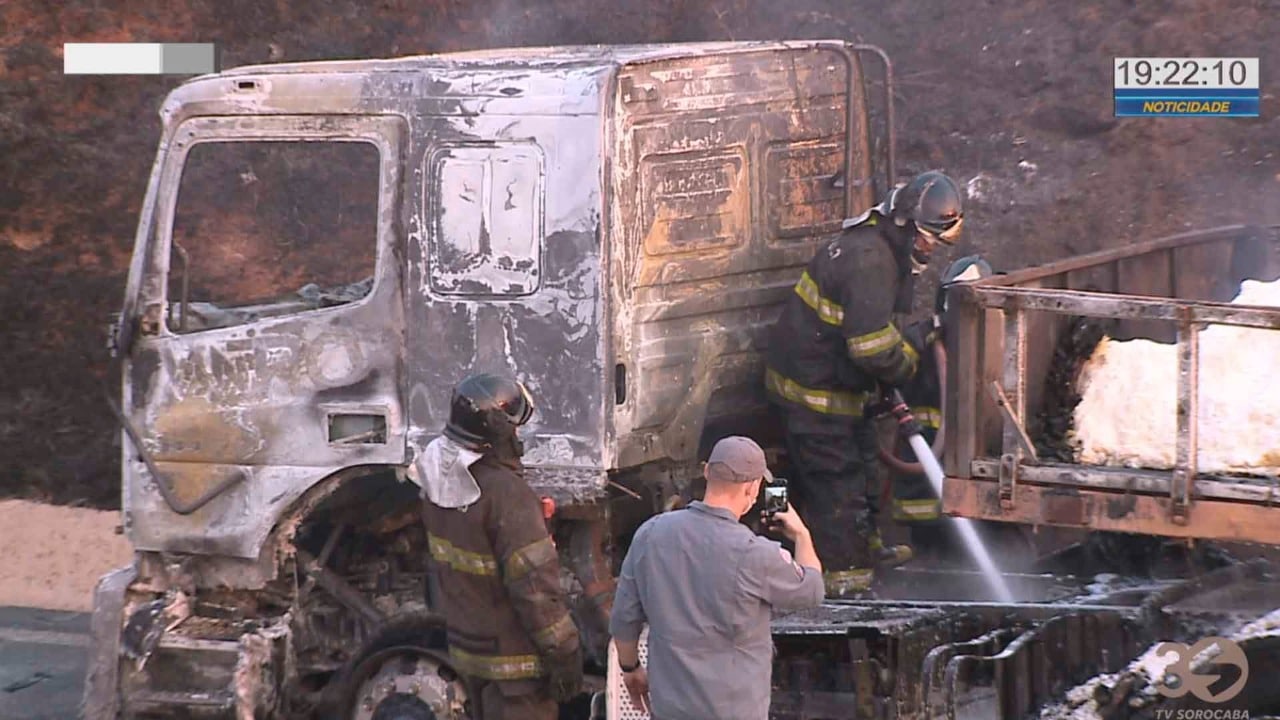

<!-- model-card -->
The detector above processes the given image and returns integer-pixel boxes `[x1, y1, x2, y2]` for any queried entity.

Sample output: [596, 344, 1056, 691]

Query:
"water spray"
[883, 389, 1016, 603]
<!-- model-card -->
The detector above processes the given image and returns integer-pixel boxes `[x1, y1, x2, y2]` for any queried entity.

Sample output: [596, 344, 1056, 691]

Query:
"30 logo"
[1153, 637, 1249, 703]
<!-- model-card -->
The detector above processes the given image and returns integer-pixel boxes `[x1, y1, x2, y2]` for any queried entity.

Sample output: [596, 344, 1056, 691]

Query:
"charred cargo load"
[940, 225, 1280, 544]
[87, 41, 895, 718]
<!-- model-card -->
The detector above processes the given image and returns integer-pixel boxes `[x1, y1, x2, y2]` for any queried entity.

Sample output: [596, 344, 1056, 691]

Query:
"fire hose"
[880, 384, 1015, 602]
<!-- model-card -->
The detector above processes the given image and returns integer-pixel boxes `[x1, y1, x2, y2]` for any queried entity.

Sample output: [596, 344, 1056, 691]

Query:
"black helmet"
[935, 255, 993, 316]
[893, 171, 964, 238]
[891, 171, 964, 270]
[443, 373, 535, 452]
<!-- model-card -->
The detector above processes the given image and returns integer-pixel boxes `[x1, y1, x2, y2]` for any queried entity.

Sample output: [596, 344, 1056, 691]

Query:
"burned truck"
[86, 39, 1280, 720]
[87, 41, 900, 717]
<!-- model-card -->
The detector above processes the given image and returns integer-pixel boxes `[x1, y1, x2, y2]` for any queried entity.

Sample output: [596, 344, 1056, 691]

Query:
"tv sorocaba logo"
[1153, 637, 1249, 703]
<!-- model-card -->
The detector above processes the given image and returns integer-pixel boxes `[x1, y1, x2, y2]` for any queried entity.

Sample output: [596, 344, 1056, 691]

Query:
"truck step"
[128, 688, 235, 712]
[121, 633, 245, 717]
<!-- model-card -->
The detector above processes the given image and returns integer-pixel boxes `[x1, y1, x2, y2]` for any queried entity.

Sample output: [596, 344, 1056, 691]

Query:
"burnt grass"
[2, 2, 1280, 509]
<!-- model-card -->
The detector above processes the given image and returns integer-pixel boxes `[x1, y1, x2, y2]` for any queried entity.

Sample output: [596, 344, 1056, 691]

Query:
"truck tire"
[326, 612, 471, 719]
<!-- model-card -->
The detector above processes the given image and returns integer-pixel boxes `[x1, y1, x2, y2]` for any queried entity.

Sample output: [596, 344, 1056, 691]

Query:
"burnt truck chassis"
[91, 522, 1280, 720]
[761, 560, 1280, 720]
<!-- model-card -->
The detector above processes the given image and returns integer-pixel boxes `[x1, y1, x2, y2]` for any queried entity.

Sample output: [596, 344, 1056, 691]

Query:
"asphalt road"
[0, 607, 90, 720]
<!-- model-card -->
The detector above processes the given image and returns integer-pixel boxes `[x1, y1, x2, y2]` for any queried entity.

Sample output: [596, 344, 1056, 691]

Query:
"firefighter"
[764, 171, 965, 597]
[417, 373, 582, 719]
[889, 256, 993, 564]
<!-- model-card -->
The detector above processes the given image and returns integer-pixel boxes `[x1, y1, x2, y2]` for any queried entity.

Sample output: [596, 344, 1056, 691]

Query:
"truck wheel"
[371, 692, 437, 720]
[346, 645, 469, 720]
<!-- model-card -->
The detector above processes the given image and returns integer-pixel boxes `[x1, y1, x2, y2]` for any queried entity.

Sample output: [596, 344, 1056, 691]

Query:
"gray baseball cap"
[706, 436, 773, 484]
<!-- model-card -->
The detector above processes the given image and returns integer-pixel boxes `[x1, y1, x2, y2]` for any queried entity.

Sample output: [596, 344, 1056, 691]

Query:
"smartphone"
[764, 479, 789, 516]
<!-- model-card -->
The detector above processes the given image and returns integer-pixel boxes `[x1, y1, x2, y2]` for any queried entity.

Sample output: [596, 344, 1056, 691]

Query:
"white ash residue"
[1233, 607, 1280, 639]
[1040, 606, 1280, 719]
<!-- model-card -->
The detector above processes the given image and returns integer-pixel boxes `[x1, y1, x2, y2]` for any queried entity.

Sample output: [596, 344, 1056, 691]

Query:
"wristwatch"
[619, 659, 640, 673]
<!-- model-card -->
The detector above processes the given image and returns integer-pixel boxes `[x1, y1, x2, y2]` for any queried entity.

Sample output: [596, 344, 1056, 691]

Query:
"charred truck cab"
[89, 42, 892, 718]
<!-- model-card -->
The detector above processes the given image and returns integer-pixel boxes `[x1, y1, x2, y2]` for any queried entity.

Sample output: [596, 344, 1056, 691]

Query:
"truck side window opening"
[166, 140, 379, 333]
[429, 144, 543, 296]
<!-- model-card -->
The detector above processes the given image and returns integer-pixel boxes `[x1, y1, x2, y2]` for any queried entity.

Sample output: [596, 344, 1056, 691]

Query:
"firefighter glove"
[877, 387, 925, 441]
[903, 318, 939, 353]
[863, 393, 895, 421]
[545, 646, 584, 702]
[929, 313, 946, 345]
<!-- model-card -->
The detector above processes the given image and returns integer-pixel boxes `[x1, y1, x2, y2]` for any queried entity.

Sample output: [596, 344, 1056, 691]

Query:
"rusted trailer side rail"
[941, 224, 1280, 544]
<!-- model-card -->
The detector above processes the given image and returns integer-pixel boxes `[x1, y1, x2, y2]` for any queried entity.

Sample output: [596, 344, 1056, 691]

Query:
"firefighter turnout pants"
[780, 408, 877, 572]
[888, 422, 960, 563]
[473, 678, 558, 720]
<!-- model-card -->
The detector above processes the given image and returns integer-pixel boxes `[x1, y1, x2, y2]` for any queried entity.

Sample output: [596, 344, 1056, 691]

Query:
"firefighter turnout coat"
[765, 217, 921, 419]
[420, 453, 580, 685]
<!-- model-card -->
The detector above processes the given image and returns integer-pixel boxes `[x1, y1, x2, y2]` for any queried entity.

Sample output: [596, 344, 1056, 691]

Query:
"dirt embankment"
[2, 1, 1277, 509]
[0, 500, 131, 611]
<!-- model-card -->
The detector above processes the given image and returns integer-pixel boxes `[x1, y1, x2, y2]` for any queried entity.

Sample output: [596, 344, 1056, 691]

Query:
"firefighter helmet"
[443, 373, 535, 451]
[893, 171, 964, 239]
[891, 171, 964, 271]
[935, 255, 993, 315]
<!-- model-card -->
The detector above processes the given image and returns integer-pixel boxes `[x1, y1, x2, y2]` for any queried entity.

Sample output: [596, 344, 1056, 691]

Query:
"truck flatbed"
[942, 224, 1280, 544]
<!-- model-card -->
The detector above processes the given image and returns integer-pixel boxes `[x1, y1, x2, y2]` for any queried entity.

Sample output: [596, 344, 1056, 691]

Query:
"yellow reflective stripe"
[794, 271, 844, 326]
[765, 367, 868, 416]
[449, 647, 543, 680]
[893, 498, 941, 521]
[428, 534, 497, 577]
[888, 351, 914, 382]
[504, 537, 558, 581]
[902, 338, 920, 368]
[913, 407, 942, 430]
[847, 324, 903, 358]
[531, 613, 577, 653]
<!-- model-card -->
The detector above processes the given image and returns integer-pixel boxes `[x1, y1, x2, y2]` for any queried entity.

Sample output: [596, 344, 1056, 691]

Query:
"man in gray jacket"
[609, 436, 825, 719]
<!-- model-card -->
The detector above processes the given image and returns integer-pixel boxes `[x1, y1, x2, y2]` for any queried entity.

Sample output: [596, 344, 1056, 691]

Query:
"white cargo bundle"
[1073, 278, 1280, 475]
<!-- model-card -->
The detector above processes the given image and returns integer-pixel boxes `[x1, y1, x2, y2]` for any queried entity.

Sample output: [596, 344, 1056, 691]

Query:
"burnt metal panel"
[943, 296, 984, 477]
[1173, 239, 1237, 303]
[968, 459, 1280, 504]
[765, 139, 847, 241]
[987, 225, 1272, 288]
[1017, 279, 1066, 448]
[609, 46, 874, 466]
[980, 307, 1005, 459]
[405, 104, 610, 500]
[944, 476, 1280, 545]
[1114, 248, 1175, 342]
[967, 285, 1280, 329]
